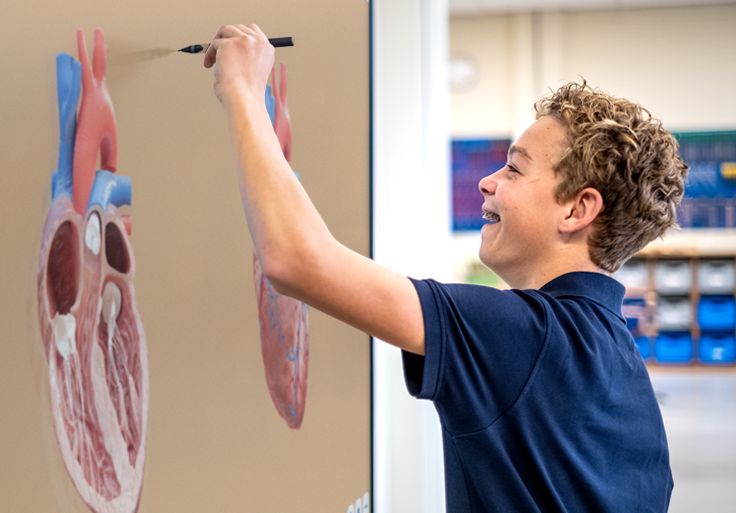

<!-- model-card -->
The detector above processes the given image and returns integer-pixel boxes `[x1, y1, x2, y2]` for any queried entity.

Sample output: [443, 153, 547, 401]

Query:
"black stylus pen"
[179, 37, 293, 54]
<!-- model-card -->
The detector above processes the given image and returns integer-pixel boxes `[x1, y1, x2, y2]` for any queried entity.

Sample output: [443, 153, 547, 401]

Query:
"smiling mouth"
[482, 210, 500, 224]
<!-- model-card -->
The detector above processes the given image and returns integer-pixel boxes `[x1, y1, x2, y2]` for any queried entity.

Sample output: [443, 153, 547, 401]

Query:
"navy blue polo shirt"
[403, 272, 672, 513]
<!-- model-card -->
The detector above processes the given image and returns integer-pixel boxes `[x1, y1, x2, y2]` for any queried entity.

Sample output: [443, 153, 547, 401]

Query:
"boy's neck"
[498, 250, 605, 290]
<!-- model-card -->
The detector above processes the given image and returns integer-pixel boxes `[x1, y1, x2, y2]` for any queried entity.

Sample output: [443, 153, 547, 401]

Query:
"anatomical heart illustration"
[255, 63, 309, 429]
[37, 29, 149, 513]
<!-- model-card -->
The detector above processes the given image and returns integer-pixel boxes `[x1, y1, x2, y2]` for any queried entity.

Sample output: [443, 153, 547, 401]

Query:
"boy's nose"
[478, 173, 497, 196]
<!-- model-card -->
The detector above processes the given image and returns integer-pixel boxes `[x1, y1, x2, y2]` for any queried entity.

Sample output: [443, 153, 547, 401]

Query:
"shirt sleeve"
[402, 279, 548, 435]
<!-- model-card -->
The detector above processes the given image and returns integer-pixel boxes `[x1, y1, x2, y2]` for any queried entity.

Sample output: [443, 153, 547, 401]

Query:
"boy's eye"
[506, 164, 519, 174]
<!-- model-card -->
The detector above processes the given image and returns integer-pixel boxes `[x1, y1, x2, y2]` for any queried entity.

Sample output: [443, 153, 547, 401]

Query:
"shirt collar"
[539, 271, 625, 318]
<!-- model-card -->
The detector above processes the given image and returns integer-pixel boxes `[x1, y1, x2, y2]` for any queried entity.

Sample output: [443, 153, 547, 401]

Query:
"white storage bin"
[655, 260, 691, 294]
[614, 260, 648, 290]
[657, 297, 692, 330]
[699, 259, 735, 294]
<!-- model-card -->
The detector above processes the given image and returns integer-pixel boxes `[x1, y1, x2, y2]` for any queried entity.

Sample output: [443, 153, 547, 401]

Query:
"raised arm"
[204, 24, 425, 355]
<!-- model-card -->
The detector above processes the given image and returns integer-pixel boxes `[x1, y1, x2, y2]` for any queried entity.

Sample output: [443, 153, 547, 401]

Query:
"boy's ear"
[560, 187, 604, 233]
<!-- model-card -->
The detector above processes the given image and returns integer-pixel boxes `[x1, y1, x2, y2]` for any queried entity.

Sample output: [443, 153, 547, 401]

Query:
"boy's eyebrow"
[508, 144, 533, 162]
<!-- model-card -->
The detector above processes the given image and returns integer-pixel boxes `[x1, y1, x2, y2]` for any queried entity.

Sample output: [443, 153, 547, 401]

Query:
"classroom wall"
[372, 0, 451, 512]
[0, 1, 370, 512]
[450, 3, 736, 139]
[448, 3, 736, 283]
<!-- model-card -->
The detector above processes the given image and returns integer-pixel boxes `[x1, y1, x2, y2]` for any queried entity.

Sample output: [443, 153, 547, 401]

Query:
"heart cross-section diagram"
[37, 29, 149, 513]
[255, 64, 309, 430]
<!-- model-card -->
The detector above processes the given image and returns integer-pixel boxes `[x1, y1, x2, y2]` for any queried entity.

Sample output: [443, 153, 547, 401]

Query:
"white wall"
[449, 16, 512, 138]
[451, 3, 736, 139]
[373, 0, 451, 512]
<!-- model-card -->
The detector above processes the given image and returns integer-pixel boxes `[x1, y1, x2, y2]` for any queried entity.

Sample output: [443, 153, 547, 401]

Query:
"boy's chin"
[479, 254, 519, 288]
[478, 255, 504, 278]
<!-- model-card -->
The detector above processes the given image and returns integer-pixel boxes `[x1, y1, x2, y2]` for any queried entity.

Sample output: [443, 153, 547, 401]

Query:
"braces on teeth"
[483, 210, 500, 223]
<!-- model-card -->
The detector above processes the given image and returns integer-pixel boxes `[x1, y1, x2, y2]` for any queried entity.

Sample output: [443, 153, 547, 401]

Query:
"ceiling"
[449, 0, 735, 16]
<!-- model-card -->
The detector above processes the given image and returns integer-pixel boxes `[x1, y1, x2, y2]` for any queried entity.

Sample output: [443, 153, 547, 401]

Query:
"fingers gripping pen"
[178, 37, 294, 54]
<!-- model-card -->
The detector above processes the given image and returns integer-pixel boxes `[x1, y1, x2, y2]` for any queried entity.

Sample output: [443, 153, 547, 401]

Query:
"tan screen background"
[0, 1, 371, 511]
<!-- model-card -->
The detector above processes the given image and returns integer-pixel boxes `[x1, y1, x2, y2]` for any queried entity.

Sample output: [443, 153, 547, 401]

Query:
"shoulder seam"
[451, 292, 553, 438]
[489, 292, 552, 432]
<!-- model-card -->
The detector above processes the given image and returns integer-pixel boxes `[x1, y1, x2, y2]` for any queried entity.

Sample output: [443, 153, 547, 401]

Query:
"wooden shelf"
[637, 228, 736, 257]
[647, 362, 736, 372]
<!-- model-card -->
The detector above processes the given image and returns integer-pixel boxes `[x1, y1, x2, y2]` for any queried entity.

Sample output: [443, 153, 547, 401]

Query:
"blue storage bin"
[623, 297, 646, 314]
[699, 333, 736, 364]
[625, 316, 640, 334]
[623, 297, 651, 337]
[698, 295, 736, 331]
[655, 331, 693, 363]
[634, 336, 651, 360]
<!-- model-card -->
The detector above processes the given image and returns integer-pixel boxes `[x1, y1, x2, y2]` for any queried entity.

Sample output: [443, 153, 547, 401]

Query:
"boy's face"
[478, 116, 570, 287]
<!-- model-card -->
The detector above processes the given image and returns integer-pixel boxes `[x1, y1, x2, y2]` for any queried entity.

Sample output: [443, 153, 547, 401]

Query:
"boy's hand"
[203, 24, 275, 109]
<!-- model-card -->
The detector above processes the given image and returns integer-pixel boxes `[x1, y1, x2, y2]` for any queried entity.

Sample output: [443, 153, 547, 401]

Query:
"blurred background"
[373, 1, 736, 512]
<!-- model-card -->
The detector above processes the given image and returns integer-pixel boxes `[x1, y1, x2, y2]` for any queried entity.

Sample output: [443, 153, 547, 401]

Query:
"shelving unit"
[616, 229, 736, 367]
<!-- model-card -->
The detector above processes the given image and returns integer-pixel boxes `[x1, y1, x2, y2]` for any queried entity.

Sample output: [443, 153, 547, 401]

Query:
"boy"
[204, 24, 687, 512]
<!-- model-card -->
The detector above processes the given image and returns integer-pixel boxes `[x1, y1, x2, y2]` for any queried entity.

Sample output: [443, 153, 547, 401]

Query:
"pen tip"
[178, 45, 204, 54]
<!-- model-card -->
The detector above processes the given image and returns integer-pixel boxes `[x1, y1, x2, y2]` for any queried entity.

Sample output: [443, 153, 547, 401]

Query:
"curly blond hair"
[534, 81, 688, 273]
